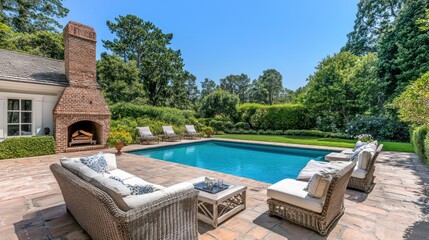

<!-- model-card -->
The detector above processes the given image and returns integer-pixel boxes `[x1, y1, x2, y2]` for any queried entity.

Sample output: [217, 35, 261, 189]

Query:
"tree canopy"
[377, 0, 429, 101]
[219, 74, 251, 103]
[343, 0, 404, 55]
[97, 53, 145, 104]
[0, 0, 69, 32]
[102, 14, 192, 107]
[394, 71, 429, 126]
[200, 90, 239, 119]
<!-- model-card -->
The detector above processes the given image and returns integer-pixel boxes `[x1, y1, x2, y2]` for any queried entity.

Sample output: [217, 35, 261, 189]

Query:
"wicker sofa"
[50, 153, 199, 240]
[267, 161, 356, 236]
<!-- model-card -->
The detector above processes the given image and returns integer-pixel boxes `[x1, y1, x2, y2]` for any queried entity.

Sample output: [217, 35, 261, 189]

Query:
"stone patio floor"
[0, 139, 428, 240]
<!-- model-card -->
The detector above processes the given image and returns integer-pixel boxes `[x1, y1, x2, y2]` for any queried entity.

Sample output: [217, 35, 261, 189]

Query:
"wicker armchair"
[50, 164, 198, 240]
[348, 144, 383, 193]
[267, 161, 356, 236]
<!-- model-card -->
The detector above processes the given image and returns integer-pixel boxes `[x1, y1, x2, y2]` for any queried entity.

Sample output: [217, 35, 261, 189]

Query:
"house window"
[7, 99, 32, 136]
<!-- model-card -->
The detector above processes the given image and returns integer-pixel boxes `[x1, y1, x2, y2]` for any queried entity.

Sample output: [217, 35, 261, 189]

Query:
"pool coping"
[123, 137, 349, 153]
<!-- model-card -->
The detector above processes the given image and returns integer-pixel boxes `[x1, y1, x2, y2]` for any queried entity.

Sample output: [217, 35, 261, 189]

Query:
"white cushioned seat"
[123, 182, 193, 209]
[267, 179, 325, 213]
[351, 165, 367, 179]
[297, 160, 349, 181]
[123, 177, 165, 191]
[340, 149, 354, 155]
[108, 169, 135, 181]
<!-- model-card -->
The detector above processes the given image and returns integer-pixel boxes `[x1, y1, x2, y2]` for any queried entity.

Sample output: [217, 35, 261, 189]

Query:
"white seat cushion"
[297, 160, 349, 181]
[108, 169, 135, 181]
[267, 179, 324, 213]
[123, 182, 193, 209]
[340, 149, 354, 155]
[352, 165, 367, 179]
[123, 177, 165, 191]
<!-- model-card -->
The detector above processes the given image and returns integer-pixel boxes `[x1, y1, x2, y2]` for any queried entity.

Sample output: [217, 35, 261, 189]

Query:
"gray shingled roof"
[0, 49, 68, 86]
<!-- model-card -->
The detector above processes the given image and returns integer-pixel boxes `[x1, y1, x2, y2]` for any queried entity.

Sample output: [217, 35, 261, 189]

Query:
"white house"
[0, 49, 66, 139]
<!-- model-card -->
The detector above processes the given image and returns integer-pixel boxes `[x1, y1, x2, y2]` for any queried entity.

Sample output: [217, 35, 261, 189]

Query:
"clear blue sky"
[60, 0, 358, 90]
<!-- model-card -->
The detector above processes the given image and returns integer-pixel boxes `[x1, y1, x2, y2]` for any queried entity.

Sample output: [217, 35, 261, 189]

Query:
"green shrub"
[412, 126, 428, 163]
[238, 103, 266, 123]
[224, 121, 234, 130]
[283, 130, 352, 139]
[202, 126, 214, 137]
[345, 114, 410, 142]
[110, 102, 195, 125]
[425, 134, 429, 166]
[107, 131, 133, 147]
[234, 122, 250, 130]
[111, 117, 188, 143]
[245, 104, 313, 130]
[0, 136, 56, 159]
[275, 130, 284, 135]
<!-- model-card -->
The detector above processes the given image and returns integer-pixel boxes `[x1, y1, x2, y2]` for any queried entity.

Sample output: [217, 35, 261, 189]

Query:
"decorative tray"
[194, 182, 229, 194]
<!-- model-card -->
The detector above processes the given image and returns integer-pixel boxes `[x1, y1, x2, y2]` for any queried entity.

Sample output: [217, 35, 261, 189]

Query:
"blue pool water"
[130, 141, 332, 184]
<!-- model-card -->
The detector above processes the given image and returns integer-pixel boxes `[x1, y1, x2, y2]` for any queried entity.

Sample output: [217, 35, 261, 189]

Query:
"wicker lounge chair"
[184, 125, 202, 139]
[162, 126, 181, 141]
[51, 154, 198, 240]
[348, 144, 383, 193]
[136, 126, 159, 144]
[267, 161, 356, 236]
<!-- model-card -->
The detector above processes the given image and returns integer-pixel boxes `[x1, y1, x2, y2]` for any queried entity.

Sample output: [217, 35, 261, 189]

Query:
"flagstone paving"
[0, 139, 428, 240]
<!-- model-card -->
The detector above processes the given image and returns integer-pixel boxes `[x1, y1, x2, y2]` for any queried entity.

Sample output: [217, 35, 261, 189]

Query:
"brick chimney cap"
[64, 21, 96, 42]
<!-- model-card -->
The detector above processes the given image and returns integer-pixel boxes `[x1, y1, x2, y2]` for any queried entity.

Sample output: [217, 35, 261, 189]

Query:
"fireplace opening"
[67, 121, 102, 147]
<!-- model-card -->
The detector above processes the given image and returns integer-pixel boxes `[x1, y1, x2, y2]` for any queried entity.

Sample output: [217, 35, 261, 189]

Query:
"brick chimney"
[64, 21, 97, 88]
[53, 21, 111, 152]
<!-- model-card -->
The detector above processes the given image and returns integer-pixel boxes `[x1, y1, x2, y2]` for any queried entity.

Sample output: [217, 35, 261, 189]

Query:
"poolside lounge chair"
[348, 144, 383, 193]
[267, 160, 356, 236]
[162, 126, 181, 142]
[136, 127, 159, 144]
[184, 125, 202, 139]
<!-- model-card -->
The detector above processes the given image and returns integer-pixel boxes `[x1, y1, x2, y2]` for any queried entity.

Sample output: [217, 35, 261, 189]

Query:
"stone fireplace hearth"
[53, 21, 110, 152]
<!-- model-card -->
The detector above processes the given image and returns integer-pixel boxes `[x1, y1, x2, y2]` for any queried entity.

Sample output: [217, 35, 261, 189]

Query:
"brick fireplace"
[53, 21, 111, 152]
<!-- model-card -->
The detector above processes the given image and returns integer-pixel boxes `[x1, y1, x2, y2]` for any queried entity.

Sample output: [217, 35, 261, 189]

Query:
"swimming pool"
[130, 140, 333, 184]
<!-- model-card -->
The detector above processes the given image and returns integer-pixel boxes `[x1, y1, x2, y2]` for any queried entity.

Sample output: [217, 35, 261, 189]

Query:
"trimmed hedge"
[412, 126, 428, 164]
[223, 129, 351, 139]
[425, 133, 429, 166]
[110, 102, 195, 125]
[283, 130, 351, 139]
[242, 104, 313, 130]
[0, 136, 56, 159]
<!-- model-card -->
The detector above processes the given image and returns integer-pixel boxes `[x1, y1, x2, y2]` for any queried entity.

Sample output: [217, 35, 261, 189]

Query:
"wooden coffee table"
[188, 177, 247, 228]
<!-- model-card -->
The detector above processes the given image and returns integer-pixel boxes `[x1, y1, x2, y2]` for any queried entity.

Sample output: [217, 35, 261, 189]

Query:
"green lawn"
[215, 134, 414, 152]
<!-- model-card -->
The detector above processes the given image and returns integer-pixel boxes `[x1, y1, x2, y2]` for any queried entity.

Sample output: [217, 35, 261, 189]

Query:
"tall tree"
[171, 71, 200, 109]
[304, 52, 367, 130]
[257, 69, 283, 105]
[248, 79, 268, 104]
[0, 0, 69, 32]
[97, 53, 145, 104]
[200, 78, 217, 98]
[0, 22, 64, 59]
[377, 0, 429, 101]
[219, 74, 251, 102]
[343, 0, 404, 55]
[103, 14, 190, 107]
[200, 89, 239, 120]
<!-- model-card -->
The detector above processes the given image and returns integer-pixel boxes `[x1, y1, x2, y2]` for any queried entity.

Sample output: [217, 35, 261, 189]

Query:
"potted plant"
[107, 130, 133, 155]
[202, 126, 214, 138]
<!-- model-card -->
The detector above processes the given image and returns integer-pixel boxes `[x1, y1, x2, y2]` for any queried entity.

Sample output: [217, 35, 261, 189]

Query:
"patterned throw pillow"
[109, 175, 125, 184]
[80, 152, 109, 173]
[109, 176, 154, 195]
[128, 184, 154, 195]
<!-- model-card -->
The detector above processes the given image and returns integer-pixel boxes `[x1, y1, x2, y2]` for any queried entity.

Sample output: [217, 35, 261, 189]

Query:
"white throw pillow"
[357, 150, 373, 170]
[354, 141, 367, 151]
[306, 173, 332, 199]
